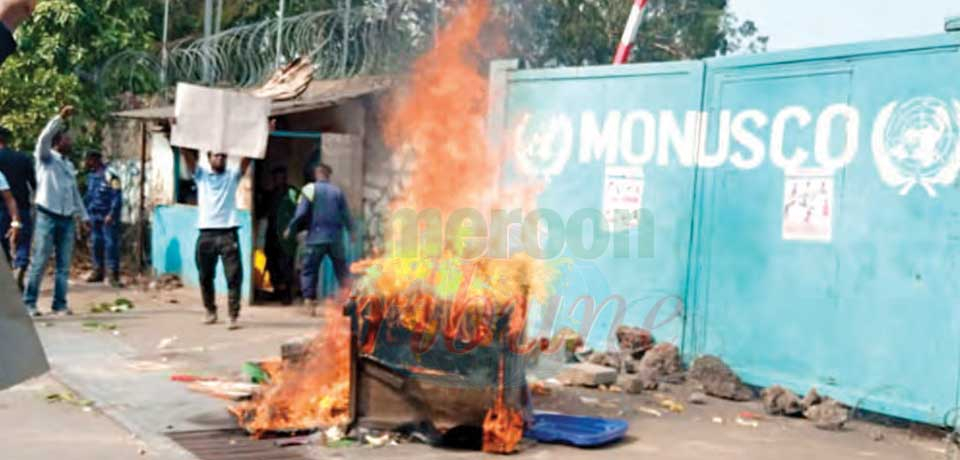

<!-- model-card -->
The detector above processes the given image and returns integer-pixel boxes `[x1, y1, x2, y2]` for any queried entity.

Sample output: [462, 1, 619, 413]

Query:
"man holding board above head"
[181, 150, 251, 331]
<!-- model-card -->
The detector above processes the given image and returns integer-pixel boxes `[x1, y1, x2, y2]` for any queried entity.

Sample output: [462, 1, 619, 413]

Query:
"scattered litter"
[157, 336, 179, 350]
[90, 298, 136, 314]
[738, 411, 765, 421]
[712, 416, 724, 424]
[151, 274, 183, 291]
[636, 406, 663, 417]
[735, 416, 760, 428]
[242, 362, 271, 384]
[82, 320, 118, 331]
[186, 381, 259, 401]
[325, 426, 345, 444]
[365, 433, 392, 448]
[46, 392, 93, 408]
[274, 433, 321, 448]
[170, 374, 217, 383]
[659, 399, 685, 413]
[579, 396, 600, 405]
[127, 361, 172, 372]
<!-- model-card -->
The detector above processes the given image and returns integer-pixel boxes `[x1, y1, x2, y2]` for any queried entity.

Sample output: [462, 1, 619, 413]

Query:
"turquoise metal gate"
[496, 31, 960, 425]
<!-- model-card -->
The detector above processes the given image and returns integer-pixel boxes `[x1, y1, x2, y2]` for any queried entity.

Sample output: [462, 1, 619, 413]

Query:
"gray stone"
[638, 342, 682, 377]
[688, 355, 755, 401]
[761, 385, 803, 416]
[615, 326, 653, 359]
[801, 388, 823, 409]
[617, 374, 651, 394]
[587, 351, 635, 373]
[281, 336, 313, 363]
[688, 391, 708, 405]
[557, 363, 618, 387]
[804, 399, 849, 431]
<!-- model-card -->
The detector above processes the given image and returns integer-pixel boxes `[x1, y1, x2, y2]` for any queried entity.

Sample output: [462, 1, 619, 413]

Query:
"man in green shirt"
[261, 167, 298, 304]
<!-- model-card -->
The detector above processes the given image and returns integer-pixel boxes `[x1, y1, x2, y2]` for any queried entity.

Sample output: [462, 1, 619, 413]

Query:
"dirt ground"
[5, 279, 954, 460]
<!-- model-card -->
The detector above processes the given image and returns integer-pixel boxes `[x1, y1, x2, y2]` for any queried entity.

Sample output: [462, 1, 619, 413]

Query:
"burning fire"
[231, 303, 351, 437]
[233, 0, 542, 453]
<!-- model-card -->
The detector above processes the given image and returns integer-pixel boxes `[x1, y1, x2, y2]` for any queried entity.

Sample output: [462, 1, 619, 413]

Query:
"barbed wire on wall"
[97, 0, 439, 97]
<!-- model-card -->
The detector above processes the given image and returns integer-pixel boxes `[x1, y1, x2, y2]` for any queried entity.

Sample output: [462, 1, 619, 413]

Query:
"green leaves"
[0, 0, 154, 151]
[499, 0, 768, 68]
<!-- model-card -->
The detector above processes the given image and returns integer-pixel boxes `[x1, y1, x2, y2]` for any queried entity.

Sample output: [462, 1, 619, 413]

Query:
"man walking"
[182, 150, 251, 330]
[23, 106, 89, 317]
[258, 166, 298, 305]
[0, 126, 34, 289]
[83, 150, 123, 288]
[285, 164, 353, 310]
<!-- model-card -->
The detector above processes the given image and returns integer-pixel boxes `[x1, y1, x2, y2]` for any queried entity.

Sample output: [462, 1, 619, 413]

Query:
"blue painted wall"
[496, 32, 960, 425]
[151, 205, 254, 300]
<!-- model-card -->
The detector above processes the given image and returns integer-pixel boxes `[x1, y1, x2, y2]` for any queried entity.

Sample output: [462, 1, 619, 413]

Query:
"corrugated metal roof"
[113, 76, 394, 120]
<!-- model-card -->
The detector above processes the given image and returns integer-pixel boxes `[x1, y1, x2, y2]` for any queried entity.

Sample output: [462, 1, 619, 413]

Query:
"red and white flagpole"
[613, 0, 649, 65]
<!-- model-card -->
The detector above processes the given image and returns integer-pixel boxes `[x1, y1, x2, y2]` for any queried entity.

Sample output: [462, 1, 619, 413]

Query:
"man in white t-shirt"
[182, 150, 251, 330]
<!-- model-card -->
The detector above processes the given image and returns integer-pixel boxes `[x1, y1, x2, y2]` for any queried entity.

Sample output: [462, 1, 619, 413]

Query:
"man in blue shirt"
[83, 150, 122, 287]
[182, 150, 251, 330]
[0, 125, 33, 289]
[23, 106, 89, 317]
[285, 164, 353, 309]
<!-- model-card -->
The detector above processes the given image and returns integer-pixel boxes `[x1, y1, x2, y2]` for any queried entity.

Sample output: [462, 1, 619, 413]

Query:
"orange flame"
[384, 0, 498, 217]
[232, 302, 351, 436]
[233, 1, 533, 446]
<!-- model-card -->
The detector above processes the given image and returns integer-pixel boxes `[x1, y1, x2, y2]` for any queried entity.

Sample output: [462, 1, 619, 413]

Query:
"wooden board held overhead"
[171, 83, 271, 159]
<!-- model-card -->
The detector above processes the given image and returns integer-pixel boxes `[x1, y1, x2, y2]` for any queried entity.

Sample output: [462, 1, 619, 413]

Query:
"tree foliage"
[499, 0, 768, 68]
[0, 0, 154, 151]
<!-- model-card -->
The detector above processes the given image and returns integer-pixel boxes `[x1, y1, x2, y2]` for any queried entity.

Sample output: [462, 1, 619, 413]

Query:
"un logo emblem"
[513, 113, 574, 181]
[872, 97, 960, 197]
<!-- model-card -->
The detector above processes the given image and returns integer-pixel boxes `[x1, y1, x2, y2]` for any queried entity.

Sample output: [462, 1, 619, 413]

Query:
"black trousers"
[195, 228, 243, 318]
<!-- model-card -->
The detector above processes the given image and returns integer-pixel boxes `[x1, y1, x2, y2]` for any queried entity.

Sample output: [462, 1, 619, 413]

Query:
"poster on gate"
[603, 165, 645, 232]
[782, 169, 834, 242]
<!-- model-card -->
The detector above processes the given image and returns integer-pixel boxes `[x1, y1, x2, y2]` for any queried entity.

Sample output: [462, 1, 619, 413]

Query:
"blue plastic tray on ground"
[526, 412, 629, 447]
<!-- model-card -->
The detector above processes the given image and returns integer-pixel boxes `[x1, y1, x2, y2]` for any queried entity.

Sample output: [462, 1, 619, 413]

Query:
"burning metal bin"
[343, 296, 532, 435]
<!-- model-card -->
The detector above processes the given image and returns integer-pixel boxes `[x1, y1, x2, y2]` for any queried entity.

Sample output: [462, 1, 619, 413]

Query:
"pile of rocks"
[761, 385, 850, 431]
[556, 326, 683, 394]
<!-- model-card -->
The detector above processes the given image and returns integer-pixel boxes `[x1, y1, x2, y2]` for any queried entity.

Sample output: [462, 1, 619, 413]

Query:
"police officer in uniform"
[83, 150, 122, 287]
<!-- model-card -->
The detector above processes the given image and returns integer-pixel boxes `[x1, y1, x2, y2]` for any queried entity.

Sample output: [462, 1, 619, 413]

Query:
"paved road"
[2, 281, 951, 460]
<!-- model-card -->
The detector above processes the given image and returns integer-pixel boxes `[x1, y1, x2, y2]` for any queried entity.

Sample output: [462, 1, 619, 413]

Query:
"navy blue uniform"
[85, 166, 122, 273]
[286, 181, 352, 300]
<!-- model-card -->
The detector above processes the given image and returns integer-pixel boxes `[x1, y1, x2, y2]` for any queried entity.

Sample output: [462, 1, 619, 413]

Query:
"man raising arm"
[182, 149, 251, 330]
